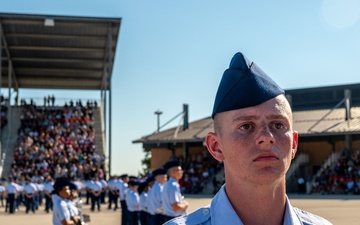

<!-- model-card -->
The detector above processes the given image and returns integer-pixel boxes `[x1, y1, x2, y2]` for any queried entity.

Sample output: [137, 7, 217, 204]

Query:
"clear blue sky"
[1, 0, 360, 175]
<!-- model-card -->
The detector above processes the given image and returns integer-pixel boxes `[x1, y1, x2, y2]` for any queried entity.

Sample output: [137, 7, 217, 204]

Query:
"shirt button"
[203, 209, 210, 215]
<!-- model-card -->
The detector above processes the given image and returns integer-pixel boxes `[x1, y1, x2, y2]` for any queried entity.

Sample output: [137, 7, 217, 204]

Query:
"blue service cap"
[211, 52, 284, 119]
[163, 160, 181, 171]
[152, 168, 166, 177]
[128, 180, 140, 186]
[146, 175, 155, 183]
[120, 174, 128, 179]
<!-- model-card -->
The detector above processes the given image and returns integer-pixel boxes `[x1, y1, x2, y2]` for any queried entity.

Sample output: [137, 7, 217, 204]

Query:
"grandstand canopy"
[0, 13, 121, 90]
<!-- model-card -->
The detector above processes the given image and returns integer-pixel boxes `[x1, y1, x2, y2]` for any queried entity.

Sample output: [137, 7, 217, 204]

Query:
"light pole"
[154, 110, 162, 132]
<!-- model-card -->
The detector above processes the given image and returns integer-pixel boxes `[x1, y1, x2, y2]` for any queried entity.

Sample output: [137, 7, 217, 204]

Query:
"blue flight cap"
[211, 52, 284, 119]
[152, 168, 166, 177]
[163, 160, 181, 171]
[128, 180, 140, 186]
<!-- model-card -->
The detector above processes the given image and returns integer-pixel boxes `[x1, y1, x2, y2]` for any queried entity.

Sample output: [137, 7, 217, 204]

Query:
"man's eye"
[274, 123, 285, 129]
[240, 124, 252, 130]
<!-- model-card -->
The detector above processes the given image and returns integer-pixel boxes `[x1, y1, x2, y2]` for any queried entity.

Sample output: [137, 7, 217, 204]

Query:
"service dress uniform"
[99, 178, 107, 204]
[52, 194, 72, 225]
[147, 181, 164, 225]
[139, 189, 149, 225]
[89, 179, 102, 211]
[164, 185, 333, 225]
[0, 184, 5, 207]
[162, 177, 185, 222]
[5, 182, 18, 213]
[125, 188, 140, 225]
[119, 178, 129, 225]
[107, 177, 119, 210]
[44, 180, 54, 213]
[23, 181, 37, 213]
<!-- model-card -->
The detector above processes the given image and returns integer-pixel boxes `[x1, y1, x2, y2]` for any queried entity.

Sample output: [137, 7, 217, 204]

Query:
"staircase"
[92, 106, 107, 170]
[311, 151, 341, 186]
[1, 106, 22, 178]
[286, 153, 310, 193]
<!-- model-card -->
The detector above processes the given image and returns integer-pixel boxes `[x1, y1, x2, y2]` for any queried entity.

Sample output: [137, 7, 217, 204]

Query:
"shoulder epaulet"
[293, 207, 333, 225]
[165, 205, 211, 225]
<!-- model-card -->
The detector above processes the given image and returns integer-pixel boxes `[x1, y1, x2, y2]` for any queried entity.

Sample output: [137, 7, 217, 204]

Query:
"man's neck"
[225, 179, 287, 225]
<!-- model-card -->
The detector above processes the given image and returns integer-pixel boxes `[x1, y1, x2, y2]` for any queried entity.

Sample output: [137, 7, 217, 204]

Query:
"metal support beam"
[109, 82, 112, 176]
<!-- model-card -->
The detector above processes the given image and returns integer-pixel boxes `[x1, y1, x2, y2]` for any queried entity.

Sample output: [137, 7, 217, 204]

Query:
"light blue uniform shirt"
[44, 182, 54, 194]
[147, 181, 164, 215]
[164, 185, 333, 225]
[0, 185, 5, 193]
[23, 183, 37, 194]
[5, 182, 18, 194]
[52, 195, 72, 225]
[162, 177, 184, 217]
[118, 180, 128, 200]
[125, 189, 140, 212]
[139, 192, 148, 212]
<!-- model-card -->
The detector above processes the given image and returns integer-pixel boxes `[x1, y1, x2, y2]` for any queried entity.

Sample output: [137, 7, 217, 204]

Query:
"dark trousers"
[153, 214, 164, 225]
[45, 195, 53, 212]
[108, 191, 119, 209]
[91, 193, 101, 211]
[163, 215, 176, 223]
[101, 189, 106, 203]
[0, 195, 4, 207]
[25, 195, 35, 213]
[140, 211, 149, 225]
[120, 200, 129, 225]
[7, 194, 15, 213]
[86, 190, 91, 204]
[130, 211, 139, 225]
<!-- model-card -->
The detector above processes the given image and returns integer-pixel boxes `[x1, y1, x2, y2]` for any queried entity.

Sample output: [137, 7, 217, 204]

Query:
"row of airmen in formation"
[0, 159, 188, 225]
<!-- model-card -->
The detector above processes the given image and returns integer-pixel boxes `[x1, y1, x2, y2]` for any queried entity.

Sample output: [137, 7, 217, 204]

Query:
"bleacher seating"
[312, 149, 360, 195]
[7, 99, 105, 182]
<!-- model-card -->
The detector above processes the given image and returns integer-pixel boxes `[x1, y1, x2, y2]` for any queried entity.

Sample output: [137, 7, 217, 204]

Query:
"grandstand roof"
[0, 13, 121, 90]
[133, 107, 360, 145]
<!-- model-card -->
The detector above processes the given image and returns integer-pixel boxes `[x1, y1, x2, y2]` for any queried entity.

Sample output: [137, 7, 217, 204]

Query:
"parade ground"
[1, 195, 359, 225]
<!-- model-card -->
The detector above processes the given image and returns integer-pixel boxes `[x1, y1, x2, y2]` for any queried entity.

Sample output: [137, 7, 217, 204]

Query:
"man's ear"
[206, 132, 225, 161]
[291, 131, 299, 159]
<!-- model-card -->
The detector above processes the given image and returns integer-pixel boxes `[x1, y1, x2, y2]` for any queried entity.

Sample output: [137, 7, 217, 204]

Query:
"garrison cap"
[211, 52, 284, 119]
[152, 168, 166, 177]
[163, 160, 181, 171]
[120, 174, 128, 179]
[128, 180, 140, 186]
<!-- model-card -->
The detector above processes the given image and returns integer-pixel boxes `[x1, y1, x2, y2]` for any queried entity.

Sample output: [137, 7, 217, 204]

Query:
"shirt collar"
[210, 185, 303, 225]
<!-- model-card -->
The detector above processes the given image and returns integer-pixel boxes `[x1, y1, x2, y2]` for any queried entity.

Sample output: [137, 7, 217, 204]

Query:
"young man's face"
[206, 95, 298, 186]
[59, 186, 71, 199]
[170, 166, 184, 181]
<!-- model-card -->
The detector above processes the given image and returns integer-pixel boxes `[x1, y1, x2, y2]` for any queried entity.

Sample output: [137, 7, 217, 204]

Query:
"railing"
[311, 151, 341, 185]
[286, 153, 309, 180]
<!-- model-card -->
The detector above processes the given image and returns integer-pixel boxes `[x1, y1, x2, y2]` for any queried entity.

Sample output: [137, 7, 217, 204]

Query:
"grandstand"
[0, 13, 121, 178]
[134, 83, 360, 194]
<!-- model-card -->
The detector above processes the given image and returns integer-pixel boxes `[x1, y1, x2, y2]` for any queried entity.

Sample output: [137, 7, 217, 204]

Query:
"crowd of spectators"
[177, 153, 224, 194]
[312, 149, 360, 195]
[7, 98, 105, 184]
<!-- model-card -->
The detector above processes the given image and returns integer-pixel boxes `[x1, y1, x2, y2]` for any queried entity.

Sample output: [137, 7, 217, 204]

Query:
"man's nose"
[256, 126, 275, 145]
